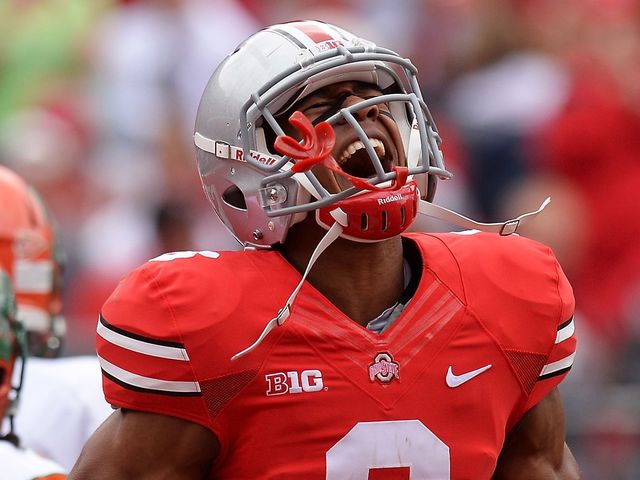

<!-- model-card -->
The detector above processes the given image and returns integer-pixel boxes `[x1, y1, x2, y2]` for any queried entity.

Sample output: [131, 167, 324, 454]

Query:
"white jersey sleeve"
[0, 440, 66, 479]
[11, 356, 113, 470]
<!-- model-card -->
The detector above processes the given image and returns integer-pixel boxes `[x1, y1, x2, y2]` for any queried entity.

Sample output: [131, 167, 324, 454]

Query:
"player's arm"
[69, 408, 219, 480]
[492, 387, 581, 479]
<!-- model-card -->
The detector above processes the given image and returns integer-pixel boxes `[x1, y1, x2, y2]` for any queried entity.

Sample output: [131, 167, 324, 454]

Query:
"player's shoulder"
[96, 248, 288, 403]
[408, 231, 574, 348]
[418, 229, 553, 260]
[105, 249, 276, 312]
[409, 230, 564, 289]
[123, 249, 252, 286]
[99, 248, 287, 351]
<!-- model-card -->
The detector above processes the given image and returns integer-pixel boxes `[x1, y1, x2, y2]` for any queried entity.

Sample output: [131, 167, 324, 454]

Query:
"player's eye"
[305, 100, 335, 111]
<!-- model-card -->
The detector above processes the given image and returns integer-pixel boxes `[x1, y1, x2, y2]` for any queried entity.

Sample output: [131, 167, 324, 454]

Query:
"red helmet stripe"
[292, 21, 334, 44]
[272, 21, 341, 49]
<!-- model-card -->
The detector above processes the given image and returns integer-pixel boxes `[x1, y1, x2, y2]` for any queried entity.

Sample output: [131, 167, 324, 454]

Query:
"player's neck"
[280, 220, 405, 326]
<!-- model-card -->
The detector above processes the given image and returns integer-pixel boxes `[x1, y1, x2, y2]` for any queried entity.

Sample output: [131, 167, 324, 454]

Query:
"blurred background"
[1, 0, 639, 477]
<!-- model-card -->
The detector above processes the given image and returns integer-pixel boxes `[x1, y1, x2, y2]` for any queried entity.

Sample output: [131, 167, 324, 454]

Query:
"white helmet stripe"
[270, 21, 342, 49]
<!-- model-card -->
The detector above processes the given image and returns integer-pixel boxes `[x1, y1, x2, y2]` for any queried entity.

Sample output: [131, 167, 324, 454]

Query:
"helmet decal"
[268, 20, 352, 50]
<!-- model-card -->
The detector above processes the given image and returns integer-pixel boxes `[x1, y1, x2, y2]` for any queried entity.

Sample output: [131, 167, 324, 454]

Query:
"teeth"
[338, 138, 386, 164]
[371, 138, 386, 157]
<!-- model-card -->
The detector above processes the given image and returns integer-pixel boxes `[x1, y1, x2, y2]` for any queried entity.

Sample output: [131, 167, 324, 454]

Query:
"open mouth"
[336, 138, 392, 178]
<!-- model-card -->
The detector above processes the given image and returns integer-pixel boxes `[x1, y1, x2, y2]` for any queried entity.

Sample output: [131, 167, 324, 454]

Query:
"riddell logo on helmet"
[234, 149, 277, 166]
[313, 39, 345, 52]
[377, 193, 404, 205]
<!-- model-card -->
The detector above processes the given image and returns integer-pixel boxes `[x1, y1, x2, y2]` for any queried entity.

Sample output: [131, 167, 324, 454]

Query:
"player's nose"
[340, 95, 380, 123]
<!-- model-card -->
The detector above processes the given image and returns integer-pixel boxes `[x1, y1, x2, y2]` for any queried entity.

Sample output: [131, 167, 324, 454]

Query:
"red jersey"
[97, 232, 576, 479]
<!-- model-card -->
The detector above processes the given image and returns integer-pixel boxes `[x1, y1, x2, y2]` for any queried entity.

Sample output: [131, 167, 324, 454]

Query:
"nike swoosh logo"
[446, 364, 492, 388]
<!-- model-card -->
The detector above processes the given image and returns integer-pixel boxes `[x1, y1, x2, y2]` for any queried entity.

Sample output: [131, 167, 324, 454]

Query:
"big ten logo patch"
[265, 369, 325, 396]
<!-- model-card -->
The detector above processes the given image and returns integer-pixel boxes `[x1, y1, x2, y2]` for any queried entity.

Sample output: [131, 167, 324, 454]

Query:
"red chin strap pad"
[317, 181, 419, 241]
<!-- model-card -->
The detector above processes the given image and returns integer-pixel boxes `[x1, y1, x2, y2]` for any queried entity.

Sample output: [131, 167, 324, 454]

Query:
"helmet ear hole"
[222, 185, 247, 210]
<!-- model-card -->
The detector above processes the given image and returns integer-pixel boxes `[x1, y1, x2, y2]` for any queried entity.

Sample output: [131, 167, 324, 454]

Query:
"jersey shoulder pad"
[101, 249, 262, 336]
[417, 232, 574, 340]
[408, 231, 574, 322]
[96, 249, 268, 428]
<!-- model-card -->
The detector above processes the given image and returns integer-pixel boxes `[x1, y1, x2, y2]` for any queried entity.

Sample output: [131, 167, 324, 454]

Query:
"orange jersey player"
[0, 267, 67, 479]
[0, 165, 112, 470]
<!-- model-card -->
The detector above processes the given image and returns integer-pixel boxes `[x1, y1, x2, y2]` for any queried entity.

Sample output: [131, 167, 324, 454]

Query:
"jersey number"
[149, 250, 220, 262]
[326, 420, 450, 479]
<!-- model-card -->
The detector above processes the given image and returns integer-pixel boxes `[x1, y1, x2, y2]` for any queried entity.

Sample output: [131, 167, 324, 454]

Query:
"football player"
[0, 165, 112, 470]
[0, 165, 65, 359]
[71, 20, 580, 479]
[0, 268, 67, 479]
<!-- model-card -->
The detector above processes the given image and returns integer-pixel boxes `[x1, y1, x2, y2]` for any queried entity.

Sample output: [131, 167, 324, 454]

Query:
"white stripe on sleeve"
[539, 352, 576, 378]
[98, 355, 201, 394]
[555, 317, 575, 344]
[97, 318, 190, 361]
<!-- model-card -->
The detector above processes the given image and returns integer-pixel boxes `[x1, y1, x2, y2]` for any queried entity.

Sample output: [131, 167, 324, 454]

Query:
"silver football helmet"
[194, 20, 451, 247]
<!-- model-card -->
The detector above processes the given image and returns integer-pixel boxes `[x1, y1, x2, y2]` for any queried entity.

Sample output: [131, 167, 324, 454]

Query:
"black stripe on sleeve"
[101, 369, 202, 398]
[538, 366, 572, 381]
[557, 315, 574, 331]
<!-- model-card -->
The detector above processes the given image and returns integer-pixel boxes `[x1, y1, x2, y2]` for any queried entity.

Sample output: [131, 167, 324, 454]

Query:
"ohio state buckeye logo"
[369, 352, 400, 384]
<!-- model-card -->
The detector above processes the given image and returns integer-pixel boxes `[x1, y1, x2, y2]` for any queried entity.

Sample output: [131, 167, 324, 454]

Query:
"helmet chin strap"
[232, 209, 347, 360]
[417, 196, 551, 235]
